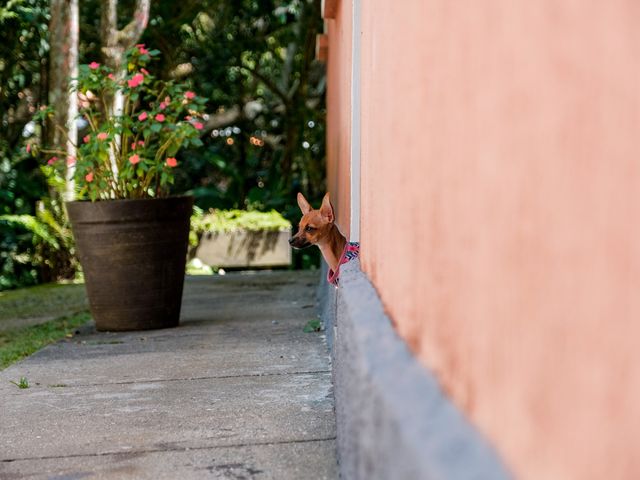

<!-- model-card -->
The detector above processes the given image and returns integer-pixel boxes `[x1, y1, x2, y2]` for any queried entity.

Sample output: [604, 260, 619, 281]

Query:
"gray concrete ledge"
[322, 260, 512, 480]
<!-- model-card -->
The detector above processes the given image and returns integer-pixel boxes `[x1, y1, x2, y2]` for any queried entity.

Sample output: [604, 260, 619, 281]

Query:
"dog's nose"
[288, 238, 295, 245]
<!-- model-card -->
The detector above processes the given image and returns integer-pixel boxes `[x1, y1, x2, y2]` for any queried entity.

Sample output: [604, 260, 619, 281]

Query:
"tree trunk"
[100, 0, 150, 183]
[100, 0, 150, 72]
[49, 0, 79, 201]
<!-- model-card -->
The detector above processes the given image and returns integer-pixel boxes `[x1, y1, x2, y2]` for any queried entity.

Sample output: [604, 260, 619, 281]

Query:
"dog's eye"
[305, 226, 316, 233]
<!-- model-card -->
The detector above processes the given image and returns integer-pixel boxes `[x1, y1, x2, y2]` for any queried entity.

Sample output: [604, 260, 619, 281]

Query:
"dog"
[289, 192, 359, 285]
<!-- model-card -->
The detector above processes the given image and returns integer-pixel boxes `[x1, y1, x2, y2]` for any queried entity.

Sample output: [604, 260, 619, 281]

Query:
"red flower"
[159, 102, 167, 110]
[194, 122, 204, 130]
[129, 154, 140, 165]
[89, 62, 100, 70]
[155, 113, 165, 122]
[47, 156, 58, 165]
[131, 142, 137, 150]
[138, 111, 148, 121]
[108, 73, 115, 80]
[26, 144, 31, 153]
[85, 172, 94, 182]
[165, 157, 178, 168]
[97, 132, 108, 141]
[127, 73, 144, 88]
[136, 43, 149, 55]
[83, 135, 90, 143]
[184, 91, 196, 100]
[141, 68, 150, 76]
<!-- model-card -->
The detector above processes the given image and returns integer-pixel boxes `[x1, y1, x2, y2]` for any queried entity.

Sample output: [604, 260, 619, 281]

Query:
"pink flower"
[97, 132, 108, 141]
[85, 172, 94, 182]
[83, 135, 90, 143]
[164, 96, 171, 104]
[66, 156, 76, 167]
[89, 62, 100, 70]
[194, 122, 204, 130]
[166, 157, 178, 168]
[130, 142, 137, 150]
[138, 111, 148, 121]
[155, 113, 165, 122]
[138, 140, 145, 146]
[159, 102, 167, 110]
[141, 68, 150, 76]
[26, 144, 31, 153]
[47, 156, 58, 165]
[129, 154, 140, 165]
[127, 73, 144, 88]
[108, 73, 115, 80]
[136, 44, 149, 55]
[184, 91, 196, 100]
[184, 115, 192, 121]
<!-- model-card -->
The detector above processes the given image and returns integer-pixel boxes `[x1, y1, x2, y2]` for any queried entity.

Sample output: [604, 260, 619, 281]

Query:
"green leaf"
[303, 319, 322, 333]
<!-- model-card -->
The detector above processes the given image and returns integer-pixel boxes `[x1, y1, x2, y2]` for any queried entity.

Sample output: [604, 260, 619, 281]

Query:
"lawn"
[0, 282, 87, 331]
[0, 283, 91, 370]
[0, 312, 91, 370]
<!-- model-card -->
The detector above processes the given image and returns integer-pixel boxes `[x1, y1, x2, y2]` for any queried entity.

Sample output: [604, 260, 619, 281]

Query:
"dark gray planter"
[66, 196, 193, 331]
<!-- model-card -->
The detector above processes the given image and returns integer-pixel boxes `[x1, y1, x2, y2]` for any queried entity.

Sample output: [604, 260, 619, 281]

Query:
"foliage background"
[0, 0, 325, 289]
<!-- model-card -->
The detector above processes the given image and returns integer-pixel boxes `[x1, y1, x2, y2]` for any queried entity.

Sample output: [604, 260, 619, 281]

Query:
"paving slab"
[0, 439, 337, 480]
[0, 270, 336, 479]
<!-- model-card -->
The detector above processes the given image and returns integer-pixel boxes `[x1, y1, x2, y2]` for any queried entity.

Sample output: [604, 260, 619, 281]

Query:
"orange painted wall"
[356, 1, 640, 479]
[324, 0, 351, 236]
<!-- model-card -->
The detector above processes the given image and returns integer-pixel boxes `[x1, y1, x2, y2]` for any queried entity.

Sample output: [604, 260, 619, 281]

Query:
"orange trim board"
[322, 0, 338, 19]
[316, 34, 328, 62]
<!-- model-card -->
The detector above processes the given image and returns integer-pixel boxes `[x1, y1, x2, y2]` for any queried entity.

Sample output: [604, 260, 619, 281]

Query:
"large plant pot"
[66, 196, 193, 331]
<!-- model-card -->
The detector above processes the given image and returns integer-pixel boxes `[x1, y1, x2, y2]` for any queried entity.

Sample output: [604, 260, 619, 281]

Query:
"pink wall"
[324, 0, 352, 235]
[355, 0, 640, 478]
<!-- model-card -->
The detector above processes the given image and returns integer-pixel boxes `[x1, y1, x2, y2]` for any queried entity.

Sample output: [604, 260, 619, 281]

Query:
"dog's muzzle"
[289, 236, 311, 249]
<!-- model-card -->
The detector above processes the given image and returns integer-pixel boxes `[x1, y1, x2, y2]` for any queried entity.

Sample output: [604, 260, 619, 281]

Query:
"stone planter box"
[195, 229, 292, 268]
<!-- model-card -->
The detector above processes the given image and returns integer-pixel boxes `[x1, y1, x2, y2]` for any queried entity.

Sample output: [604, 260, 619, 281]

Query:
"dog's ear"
[297, 192, 312, 215]
[320, 193, 334, 223]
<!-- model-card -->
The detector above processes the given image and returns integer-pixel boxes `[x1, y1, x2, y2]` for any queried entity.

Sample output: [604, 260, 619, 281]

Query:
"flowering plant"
[38, 45, 206, 201]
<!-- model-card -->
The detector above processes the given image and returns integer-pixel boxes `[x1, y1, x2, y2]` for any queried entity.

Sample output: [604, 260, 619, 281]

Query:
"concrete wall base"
[318, 259, 512, 480]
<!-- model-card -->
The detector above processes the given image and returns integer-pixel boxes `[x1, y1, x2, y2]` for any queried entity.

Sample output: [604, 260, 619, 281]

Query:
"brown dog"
[289, 192, 359, 285]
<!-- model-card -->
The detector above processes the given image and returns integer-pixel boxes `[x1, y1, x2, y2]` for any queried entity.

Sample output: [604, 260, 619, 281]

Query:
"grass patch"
[10, 376, 29, 389]
[0, 282, 87, 330]
[0, 312, 92, 370]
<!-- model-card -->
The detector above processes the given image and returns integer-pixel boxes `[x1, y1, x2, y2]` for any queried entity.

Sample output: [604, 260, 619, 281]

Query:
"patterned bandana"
[327, 242, 360, 286]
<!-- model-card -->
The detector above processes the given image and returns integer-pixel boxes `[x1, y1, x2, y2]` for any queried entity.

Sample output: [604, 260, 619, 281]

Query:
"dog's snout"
[288, 237, 295, 245]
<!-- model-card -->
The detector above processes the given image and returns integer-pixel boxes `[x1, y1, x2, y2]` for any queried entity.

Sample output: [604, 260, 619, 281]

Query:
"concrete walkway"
[0, 271, 337, 479]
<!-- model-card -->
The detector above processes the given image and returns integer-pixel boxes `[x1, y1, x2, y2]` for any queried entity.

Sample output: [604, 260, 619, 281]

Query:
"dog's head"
[289, 192, 335, 249]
